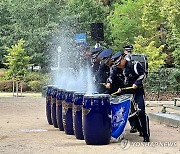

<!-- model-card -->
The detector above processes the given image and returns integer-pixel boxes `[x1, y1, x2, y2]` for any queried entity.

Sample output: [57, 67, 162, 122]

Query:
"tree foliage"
[0, 0, 67, 70]
[159, 0, 180, 67]
[108, 0, 179, 68]
[64, 0, 108, 40]
[107, 0, 144, 51]
[134, 35, 167, 71]
[4, 39, 31, 80]
[0, 0, 179, 70]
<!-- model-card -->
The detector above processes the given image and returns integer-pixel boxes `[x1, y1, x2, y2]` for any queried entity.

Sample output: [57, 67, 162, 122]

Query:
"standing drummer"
[106, 50, 142, 134]
[105, 51, 125, 94]
[95, 48, 113, 93]
[113, 53, 150, 142]
[122, 45, 142, 134]
[90, 46, 103, 74]
[123, 44, 134, 55]
[105, 45, 134, 92]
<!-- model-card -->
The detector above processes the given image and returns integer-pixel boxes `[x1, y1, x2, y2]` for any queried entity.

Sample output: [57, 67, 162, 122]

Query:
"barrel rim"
[84, 94, 110, 98]
[74, 92, 86, 95]
[66, 90, 75, 93]
[57, 89, 66, 92]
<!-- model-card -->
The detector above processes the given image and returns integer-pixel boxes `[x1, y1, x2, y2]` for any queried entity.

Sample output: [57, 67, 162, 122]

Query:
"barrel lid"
[74, 91, 85, 95]
[66, 90, 75, 93]
[110, 94, 133, 104]
[57, 89, 65, 91]
[94, 94, 110, 97]
[84, 94, 109, 98]
[47, 85, 55, 88]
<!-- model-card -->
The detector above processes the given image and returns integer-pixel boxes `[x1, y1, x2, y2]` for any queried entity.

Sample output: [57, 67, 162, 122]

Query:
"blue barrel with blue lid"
[56, 89, 65, 131]
[73, 92, 85, 140]
[62, 90, 75, 135]
[51, 87, 58, 128]
[83, 94, 111, 145]
[46, 85, 54, 125]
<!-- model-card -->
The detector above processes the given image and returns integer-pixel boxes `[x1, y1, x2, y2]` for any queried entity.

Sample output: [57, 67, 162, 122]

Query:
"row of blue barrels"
[46, 85, 111, 145]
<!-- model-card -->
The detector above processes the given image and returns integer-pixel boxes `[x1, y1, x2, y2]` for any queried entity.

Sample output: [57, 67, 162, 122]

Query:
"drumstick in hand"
[111, 87, 134, 96]
[121, 87, 134, 90]
[99, 83, 106, 86]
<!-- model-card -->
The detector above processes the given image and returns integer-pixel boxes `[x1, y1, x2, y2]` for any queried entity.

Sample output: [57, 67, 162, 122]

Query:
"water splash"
[49, 25, 96, 94]
[86, 65, 95, 95]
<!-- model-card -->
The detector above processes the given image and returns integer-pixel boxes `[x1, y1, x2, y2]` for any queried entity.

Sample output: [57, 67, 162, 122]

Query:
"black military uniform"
[123, 44, 134, 53]
[106, 51, 125, 94]
[90, 46, 103, 74]
[95, 49, 113, 93]
[122, 45, 142, 134]
[114, 53, 150, 142]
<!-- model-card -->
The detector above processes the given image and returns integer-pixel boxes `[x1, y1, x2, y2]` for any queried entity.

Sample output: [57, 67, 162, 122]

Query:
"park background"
[0, 0, 179, 100]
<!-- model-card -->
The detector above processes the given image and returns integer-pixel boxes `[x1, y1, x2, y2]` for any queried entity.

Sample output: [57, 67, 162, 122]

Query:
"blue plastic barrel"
[62, 91, 74, 135]
[83, 94, 111, 145]
[51, 87, 58, 128]
[73, 92, 85, 140]
[46, 85, 53, 125]
[56, 89, 65, 131]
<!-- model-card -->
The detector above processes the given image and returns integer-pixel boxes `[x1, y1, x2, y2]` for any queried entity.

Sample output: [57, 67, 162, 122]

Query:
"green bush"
[25, 72, 50, 85]
[0, 80, 29, 92]
[0, 69, 6, 81]
[0, 80, 13, 92]
[145, 68, 180, 92]
[4, 80, 13, 92]
[174, 69, 180, 83]
[0, 80, 6, 91]
[28, 80, 43, 92]
[0, 71, 50, 92]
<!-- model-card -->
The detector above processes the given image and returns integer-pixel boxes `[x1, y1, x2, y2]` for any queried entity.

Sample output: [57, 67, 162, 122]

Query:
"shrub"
[4, 80, 13, 92]
[0, 80, 6, 91]
[0, 69, 6, 81]
[25, 72, 50, 85]
[0, 80, 30, 92]
[174, 69, 180, 83]
[28, 80, 43, 92]
[145, 68, 180, 92]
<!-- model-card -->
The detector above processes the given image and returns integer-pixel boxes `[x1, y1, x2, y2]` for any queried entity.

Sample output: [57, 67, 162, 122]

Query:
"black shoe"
[143, 136, 150, 142]
[130, 127, 137, 133]
[139, 132, 143, 137]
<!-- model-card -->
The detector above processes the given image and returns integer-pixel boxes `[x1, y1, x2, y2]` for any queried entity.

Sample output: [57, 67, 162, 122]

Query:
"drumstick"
[111, 91, 119, 96]
[111, 87, 134, 96]
[121, 87, 134, 90]
[99, 83, 106, 86]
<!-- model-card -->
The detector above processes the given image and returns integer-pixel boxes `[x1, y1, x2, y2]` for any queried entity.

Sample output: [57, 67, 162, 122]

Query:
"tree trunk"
[16, 81, 18, 96]
[13, 78, 15, 96]
[20, 81, 23, 96]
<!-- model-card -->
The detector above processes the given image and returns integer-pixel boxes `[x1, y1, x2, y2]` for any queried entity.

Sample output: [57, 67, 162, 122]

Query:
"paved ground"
[0, 95, 179, 154]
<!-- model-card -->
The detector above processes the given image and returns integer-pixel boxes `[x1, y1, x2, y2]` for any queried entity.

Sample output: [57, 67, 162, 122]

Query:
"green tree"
[4, 39, 31, 80]
[0, 0, 14, 68]
[0, 0, 67, 70]
[64, 0, 108, 42]
[134, 35, 167, 71]
[141, 0, 180, 68]
[4, 39, 32, 95]
[107, 0, 144, 51]
[159, 0, 180, 68]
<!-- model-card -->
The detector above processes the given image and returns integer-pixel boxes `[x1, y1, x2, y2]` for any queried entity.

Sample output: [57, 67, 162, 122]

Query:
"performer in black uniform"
[105, 51, 125, 94]
[114, 53, 150, 142]
[95, 48, 113, 93]
[90, 46, 103, 74]
[123, 44, 134, 55]
[122, 45, 143, 134]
